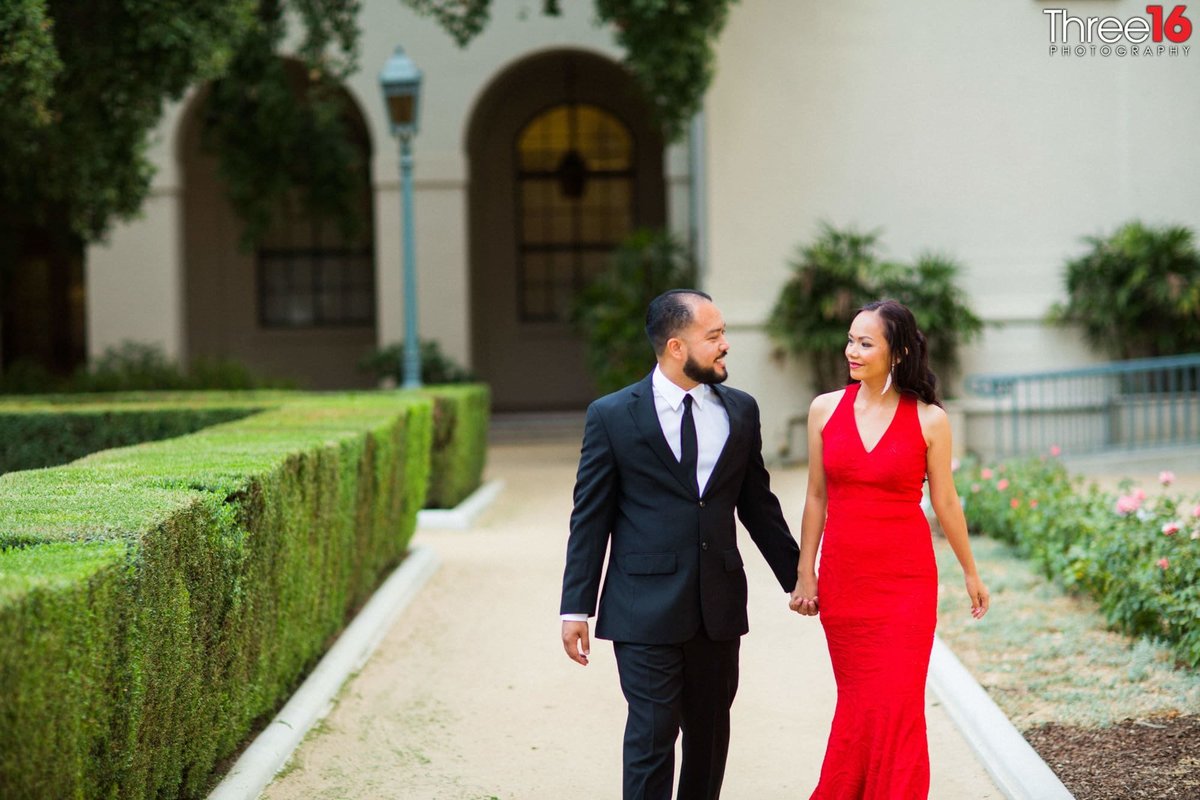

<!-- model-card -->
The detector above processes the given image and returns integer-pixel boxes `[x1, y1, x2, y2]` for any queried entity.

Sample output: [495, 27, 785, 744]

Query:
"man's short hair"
[645, 289, 712, 354]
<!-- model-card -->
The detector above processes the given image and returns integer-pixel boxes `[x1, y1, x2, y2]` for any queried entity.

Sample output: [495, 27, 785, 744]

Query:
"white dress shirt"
[650, 365, 730, 496]
[562, 366, 731, 623]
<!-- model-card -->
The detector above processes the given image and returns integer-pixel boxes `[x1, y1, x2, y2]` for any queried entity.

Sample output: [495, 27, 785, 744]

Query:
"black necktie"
[680, 394, 698, 494]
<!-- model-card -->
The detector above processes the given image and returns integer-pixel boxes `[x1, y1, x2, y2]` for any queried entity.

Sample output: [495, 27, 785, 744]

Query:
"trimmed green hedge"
[0, 387, 491, 509]
[956, 455, 1200, 668]
[422, 384, 490, 509]
[0, 392, 295, 475]
[0, 393, 432, 798]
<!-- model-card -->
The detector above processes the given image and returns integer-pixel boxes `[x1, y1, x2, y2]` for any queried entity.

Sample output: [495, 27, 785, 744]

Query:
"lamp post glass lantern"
[379, 46, 423, 388]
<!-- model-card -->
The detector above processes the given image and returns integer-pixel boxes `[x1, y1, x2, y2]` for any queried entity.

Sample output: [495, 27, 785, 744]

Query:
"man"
[560, 289, 800, 800]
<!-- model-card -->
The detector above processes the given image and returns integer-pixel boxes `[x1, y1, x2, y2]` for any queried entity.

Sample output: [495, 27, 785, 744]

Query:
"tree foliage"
[0, 0, 730, 250]
[0, 1, 62, 154]
[402, 0, 739, 140]
[1050, 221, 1200, 360]
[201, 0, 366, 247]
[0, 0, 256, 242]
[767, 223, 983, 393]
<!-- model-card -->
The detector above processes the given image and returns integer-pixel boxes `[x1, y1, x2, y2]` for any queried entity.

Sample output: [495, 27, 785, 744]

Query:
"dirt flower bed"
[933, 535, 1200, 796]
[1025, 713, 1200, 799]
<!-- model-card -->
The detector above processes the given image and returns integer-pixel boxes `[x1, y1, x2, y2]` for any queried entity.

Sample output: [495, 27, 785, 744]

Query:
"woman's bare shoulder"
[808, 389, 845, 428]
[916, 400, 948, 426]
[916, 400, 951, 443]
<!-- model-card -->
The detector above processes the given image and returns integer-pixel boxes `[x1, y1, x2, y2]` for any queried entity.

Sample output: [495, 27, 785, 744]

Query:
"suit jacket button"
[699, 500, 706, 508]
[701, 542, 709, 550]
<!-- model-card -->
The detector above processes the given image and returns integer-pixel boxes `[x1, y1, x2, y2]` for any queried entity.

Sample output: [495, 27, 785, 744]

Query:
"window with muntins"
[516, 103, 635, 323]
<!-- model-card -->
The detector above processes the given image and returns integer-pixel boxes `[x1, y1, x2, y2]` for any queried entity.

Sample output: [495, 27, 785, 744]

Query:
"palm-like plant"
[768, 223, 982, 393]
[1051, 222, 1200, 359]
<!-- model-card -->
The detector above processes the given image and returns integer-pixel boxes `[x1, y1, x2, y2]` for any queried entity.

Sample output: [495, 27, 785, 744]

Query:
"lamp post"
[379, 46, 423, 389]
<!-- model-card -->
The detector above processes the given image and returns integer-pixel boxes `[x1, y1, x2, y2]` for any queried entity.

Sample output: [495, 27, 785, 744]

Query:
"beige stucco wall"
[705, 0, 1200, 456]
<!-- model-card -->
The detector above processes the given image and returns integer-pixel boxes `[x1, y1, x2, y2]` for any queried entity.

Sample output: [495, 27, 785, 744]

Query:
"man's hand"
[562, 620, 591, 666]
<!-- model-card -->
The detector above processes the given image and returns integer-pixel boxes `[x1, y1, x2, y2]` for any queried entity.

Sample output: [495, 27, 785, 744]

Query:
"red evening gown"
[810, 383, 937, 799]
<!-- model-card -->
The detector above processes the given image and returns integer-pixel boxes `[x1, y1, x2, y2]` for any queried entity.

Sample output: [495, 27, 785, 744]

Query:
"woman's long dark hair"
[858, 299, 942, 408]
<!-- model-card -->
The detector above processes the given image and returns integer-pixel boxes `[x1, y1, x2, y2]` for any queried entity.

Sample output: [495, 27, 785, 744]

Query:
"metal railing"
[964, 353, 1200, 458]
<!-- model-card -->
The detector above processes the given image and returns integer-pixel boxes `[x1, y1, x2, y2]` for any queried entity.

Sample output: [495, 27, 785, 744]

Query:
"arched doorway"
[177, 61, 377, 389]
[467, 50, 667, 411]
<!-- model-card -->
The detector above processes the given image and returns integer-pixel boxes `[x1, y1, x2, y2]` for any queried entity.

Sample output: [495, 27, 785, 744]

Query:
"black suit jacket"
[560, 373, 800, 644]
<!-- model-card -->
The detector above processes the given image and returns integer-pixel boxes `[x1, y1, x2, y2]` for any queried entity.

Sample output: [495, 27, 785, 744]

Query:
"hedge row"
[423, 384, 490, 509]
[0, 393, 433, 799]
[956, 455, 1200, 667]
[0, 386, 491, 510]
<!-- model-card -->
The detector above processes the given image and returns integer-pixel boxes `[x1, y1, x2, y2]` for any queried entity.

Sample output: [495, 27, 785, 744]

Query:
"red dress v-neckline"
[845, 383, 902, 455]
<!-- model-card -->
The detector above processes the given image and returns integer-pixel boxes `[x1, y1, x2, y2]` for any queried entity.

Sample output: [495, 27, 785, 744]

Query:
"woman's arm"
[790, 392, 839, 616]
[921, 404, 989, 619]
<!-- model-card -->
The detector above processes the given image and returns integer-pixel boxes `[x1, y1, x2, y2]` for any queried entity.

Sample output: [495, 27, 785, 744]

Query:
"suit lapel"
[628, 374, 699, 496]
[705, 384, 744, 494]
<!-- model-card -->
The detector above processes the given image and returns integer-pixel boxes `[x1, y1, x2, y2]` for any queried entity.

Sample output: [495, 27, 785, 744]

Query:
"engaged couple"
[559, 290, 990, 800]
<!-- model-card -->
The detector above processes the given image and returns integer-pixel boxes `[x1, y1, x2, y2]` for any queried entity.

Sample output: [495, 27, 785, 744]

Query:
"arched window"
[515, 103, 634, 322]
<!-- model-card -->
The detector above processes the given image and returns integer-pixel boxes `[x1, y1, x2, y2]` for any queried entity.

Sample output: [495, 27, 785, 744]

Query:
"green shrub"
[767, 222, 982, 392]
[358, 340, 475, 386]
[422, 384, 490, 509]
[956, 454, 1200, 667]
[571, 229, 697, 395]
[0, 392, 433, 798]
[1050, 221, 1200, 359]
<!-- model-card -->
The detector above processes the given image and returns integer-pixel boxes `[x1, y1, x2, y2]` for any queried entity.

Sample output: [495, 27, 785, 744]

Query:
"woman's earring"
[881, 369, 893, 396]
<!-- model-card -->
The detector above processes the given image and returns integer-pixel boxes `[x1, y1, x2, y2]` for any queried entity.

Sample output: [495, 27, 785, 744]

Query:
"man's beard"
[684, 353, 727, 385]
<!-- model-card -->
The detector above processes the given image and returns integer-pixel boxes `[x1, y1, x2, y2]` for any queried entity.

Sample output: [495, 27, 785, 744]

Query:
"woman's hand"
[789, 574, 819, 616]
[965, 574, 989, 620]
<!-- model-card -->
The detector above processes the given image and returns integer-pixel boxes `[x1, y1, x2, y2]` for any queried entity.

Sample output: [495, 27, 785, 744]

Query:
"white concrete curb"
[928, 636, 1075, 800]
[417, 479, 505, 530]
[207, 545, 440, 800]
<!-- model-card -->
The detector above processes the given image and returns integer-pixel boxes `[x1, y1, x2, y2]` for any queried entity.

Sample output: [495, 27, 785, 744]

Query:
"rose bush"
[955, 453, 1200, 667]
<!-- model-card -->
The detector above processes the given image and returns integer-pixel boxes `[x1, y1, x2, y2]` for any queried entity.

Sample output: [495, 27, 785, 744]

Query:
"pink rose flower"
[1133, 488, 1147, 502]
[1115, 495, 1140, 515]
[1010, 498, 1020, 509]
[981, 468, 994, 480]
[1191, 503, 1200, 519]
[997, 479, 1009, 491]
[1157, 558, 1170, 570]
[1050, 445, 1062, 457]
[1029, 499, 1039, 509]
[1162, 522, 1180, 536]
[951, 458, 961, 472]
[971, 483, 981, 494]
[1159, 471, 1176, 487]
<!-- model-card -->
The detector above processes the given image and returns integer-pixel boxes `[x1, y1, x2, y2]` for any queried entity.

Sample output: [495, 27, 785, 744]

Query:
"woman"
[790, 299, 989, 798]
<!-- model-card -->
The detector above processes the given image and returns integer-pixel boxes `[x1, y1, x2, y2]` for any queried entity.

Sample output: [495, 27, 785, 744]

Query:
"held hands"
[788, 574, 819, 616]
[966, 574, 990, 620]
[561, 620, 591, 666]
